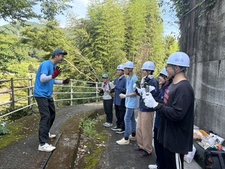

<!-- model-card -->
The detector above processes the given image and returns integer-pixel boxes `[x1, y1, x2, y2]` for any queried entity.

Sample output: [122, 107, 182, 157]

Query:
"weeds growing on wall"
[0, 122, 10, 135]
[171, 0, 218, 19]
[79, 118, 97, 138]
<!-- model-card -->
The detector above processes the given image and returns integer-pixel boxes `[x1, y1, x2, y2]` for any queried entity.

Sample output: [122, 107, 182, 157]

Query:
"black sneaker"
[140, 150, 151, 158]
[116, 129, 125, 134]
[134, 146, 143, 151]
[111, 126, 120, 131]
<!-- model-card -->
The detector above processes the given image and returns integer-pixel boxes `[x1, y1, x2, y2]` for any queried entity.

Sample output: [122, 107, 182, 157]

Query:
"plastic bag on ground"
[184, 145, 196, 163]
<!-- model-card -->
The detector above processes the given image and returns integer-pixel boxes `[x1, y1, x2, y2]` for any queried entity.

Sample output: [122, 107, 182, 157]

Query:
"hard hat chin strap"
[127, 68, 133, 75]
[171, 66, 187, 79]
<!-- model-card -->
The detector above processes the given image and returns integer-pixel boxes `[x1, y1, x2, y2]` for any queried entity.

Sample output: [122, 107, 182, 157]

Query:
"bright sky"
[0, 0, 179, 36]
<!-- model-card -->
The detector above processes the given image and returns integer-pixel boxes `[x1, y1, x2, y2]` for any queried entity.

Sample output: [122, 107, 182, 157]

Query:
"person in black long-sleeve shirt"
[145, 52, 194, 169]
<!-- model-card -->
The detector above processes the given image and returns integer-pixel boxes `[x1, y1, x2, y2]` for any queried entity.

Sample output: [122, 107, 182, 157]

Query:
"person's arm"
[116, 78, 126, 93]
[150, 80, 159, 98]
[125, 92, 137, 97]
[55, 80, 63, 84]
[40, 74, 52, 83]
[156, 93, 192, 122]
[40, 74, 66, 84]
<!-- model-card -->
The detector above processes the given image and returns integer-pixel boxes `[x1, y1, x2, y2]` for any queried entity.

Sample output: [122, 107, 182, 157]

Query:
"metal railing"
[0, 78, 102, 118]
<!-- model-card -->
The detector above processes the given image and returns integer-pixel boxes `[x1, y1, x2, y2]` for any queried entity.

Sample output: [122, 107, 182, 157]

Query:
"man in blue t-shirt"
[116, 61, 138, 145]
[34, 49, 70, 152]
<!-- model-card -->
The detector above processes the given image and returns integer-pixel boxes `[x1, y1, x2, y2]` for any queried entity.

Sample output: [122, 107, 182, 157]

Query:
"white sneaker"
[148, 164, 158, 169]
[104, 123, 113, 128]
[49, 133, 56, 139]
[38, 143, 56, 152]
[103, 122, 109, 127]
[116, 138, 130, 145]
[129, 135, 136, 141]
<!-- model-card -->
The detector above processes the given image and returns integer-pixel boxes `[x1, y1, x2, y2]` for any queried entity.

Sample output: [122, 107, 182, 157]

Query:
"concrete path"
[99, 109, 202, 169]
[0, 103, 202, 169]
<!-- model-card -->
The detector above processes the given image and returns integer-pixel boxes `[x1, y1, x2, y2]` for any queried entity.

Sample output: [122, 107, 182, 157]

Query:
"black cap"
[52, 49, 68, 57]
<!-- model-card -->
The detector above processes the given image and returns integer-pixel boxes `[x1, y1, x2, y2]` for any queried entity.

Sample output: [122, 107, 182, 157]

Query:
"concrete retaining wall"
[180, 0, 225, 137]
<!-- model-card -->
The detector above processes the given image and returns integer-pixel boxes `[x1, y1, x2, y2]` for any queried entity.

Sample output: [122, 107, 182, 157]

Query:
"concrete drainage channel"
[43, 108, 105, 169]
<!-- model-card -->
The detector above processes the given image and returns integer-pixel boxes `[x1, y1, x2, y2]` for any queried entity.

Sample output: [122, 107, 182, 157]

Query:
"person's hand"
[63, 78, 70, 84]
[145, 85, 155, 92]
[106, 89, 110, 93]
[136, 87, 145, 95]
[52, 66, 61, 78]
[119, 93, 126, 99]
[142, 91, 148, 99]
[144, 93, 158, 108]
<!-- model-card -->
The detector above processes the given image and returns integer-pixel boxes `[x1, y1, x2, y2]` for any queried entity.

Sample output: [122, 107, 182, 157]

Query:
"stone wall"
[180, 0, 225, 138]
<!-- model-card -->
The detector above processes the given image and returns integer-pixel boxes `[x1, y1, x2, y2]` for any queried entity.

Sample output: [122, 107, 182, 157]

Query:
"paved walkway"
[100, 109, 202, 169]
[0, 103, 202, 169]
[0, 103, 103, 169]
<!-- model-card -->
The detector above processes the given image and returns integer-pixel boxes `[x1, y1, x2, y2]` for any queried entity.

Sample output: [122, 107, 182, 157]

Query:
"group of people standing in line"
[99, 52, 195, 169]
[33, 49, 194, 169]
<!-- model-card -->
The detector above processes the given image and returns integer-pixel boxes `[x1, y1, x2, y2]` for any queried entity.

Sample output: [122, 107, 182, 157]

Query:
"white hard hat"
[160, 68, 168, 77]
[102, 74, 108, 78]
[167, 52, 190, 67]
[124, 61, 134, 69]
[117, 65, 124, 71]
[141, 61, 155, 71]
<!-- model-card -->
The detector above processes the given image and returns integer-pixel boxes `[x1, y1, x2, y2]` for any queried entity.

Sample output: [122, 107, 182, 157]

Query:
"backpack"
[205, 147, 225, 169]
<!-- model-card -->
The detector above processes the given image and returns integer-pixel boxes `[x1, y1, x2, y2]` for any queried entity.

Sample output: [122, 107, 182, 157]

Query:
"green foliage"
[79, 118, 97, 138]
[0, 33, 20, 72]
[124, 0, 147, 62]
[0, 0, 72, 23]
[0, 123, 10, 135]
[171, 0, 218, 19]
[0, 0, 174, 97]
[21, 20, 70, 60]
[164, 35, 179, 61]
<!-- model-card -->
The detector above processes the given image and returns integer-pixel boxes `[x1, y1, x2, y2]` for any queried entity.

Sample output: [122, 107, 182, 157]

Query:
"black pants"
[154, 127, 167, 169]
[103, 99, 113, 123]
[35, 97, 56, 145]
[115, 104, 126, 130]
[164, 147, 184, 169]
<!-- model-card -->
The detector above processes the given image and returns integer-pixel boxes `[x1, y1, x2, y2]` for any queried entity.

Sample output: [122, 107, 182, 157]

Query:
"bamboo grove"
[0, 0, 179, 82]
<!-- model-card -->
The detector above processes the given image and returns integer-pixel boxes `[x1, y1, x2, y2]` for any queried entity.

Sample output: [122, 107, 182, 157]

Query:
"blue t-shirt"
[125, 75, 138, 109]
[34, 60, 55, 98]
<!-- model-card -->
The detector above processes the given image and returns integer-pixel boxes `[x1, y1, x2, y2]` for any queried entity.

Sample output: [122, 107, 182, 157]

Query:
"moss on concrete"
[0, 114, 39, 150]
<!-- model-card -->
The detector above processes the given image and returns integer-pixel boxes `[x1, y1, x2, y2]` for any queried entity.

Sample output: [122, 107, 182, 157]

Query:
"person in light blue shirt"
[34, 49, 70, 152]
[116, 61, 138, 145]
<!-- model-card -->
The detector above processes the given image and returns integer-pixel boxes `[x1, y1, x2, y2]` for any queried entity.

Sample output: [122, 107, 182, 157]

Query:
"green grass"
[78, 116, 108, 169]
